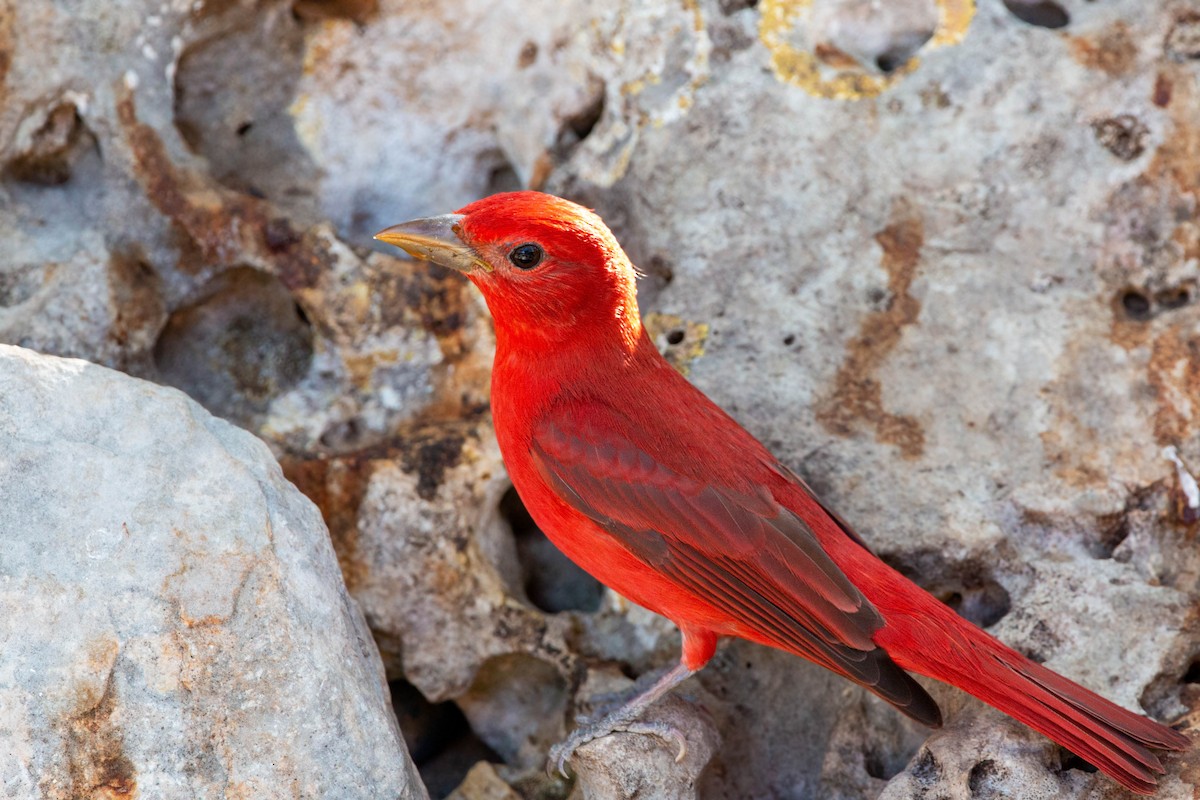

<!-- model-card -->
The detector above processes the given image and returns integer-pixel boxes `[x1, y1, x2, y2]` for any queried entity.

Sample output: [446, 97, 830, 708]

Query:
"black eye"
[508, 243, 543, 270]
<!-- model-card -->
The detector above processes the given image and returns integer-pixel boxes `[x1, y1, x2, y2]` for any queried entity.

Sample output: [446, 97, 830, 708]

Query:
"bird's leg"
[548, 661, 696, 778]
[574, 663, 678, 720]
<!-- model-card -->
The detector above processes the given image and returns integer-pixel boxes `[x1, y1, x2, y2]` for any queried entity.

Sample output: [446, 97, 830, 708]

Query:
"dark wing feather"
[532, 410, 941, 726]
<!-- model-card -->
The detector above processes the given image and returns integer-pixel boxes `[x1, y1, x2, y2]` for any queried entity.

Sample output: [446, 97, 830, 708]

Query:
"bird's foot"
[548, 719, 689, 778]
[548, 661, 696, 778]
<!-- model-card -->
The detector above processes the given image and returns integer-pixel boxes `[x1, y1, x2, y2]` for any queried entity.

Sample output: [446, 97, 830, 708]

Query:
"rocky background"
[1, 0, 1198, 798]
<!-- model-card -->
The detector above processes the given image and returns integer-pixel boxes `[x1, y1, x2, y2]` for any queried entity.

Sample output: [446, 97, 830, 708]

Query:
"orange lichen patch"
[528, 152, 554, 191]
[57, 663, 138, 800]
[1035, 328, 1163, 492]
[179, 613, 227, 628]
[107, 246, 166, 355]
[1069, 21, 1137, 77]
[1148, 327, 1200, 445]
[0, 0, 13, 109]
[1038, 428, 1109, 488]
[1145, 69, 1200, 198]
[292, 0, 377, 24]
[282, 456, 376, 593]
[1104, 65, 1200, 350]
[281, 418, 482, 591]
[817, 204, 926, 458]
[116, 86, 337, 297]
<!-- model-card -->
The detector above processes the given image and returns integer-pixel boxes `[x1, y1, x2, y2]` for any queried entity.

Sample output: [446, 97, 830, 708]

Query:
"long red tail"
[869, 571, 1191, 795]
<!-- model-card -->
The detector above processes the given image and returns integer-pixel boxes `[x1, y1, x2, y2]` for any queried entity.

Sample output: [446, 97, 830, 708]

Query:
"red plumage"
[382, 191, 1190, 794]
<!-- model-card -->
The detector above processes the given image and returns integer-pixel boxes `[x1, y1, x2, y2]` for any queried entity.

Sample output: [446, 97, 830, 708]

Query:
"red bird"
[376, 191, 1189, 794]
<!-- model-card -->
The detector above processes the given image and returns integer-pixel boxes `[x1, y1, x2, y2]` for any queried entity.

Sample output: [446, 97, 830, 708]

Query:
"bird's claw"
[546, 720, 690, 778]
[548, 734, 587, 779]
[621, 720, 689, 762]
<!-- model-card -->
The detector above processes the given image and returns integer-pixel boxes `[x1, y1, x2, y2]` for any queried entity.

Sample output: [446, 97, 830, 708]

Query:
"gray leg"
[548, 661, 696, 778]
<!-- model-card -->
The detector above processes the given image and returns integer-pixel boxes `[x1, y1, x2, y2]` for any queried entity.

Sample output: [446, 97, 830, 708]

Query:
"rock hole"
[1183, 658, 1200, 684]
[1088, 516, 1130, 559]
[646, 255, 675, 287]
[153, 267, 314, 427]
[390, 679, 500, 800]
[666, 329, 686, 346]
[318, 417, 362, 451]
[7, 102, 96, 185]
[108, 247, 167, 356]
[1156, 284, 1194, 311]
[1165, 12, 1200, 60]
[811, 0, 936, 75]
[783, 334, 796, 346]
[565, 85, 605, 144]
[1003, 0, 1070, 29]
[910, 747, 941, 785]
[948, 581, 1009, 627]
[1092, 115, 1148, 161]
[236, 121, 253, 137]
[863, 745, 910, 781]
[875, 38, 927, 74]
[501, 487, 604, 613]
[1120, 289, 1153, 320]
[884, 551, 1012, 628]
[516, 41, 538, 68]
[264, 217, 301, 252]
[484, 158, 522, 195]
[718, 0, 757, 13]
[863, 748, 886, 779]
[1058, 749, 1099, 775]
[968, 758, 1001, 795]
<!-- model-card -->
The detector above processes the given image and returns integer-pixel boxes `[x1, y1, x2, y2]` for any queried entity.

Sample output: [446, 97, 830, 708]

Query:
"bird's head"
[375, 191, 642, 350]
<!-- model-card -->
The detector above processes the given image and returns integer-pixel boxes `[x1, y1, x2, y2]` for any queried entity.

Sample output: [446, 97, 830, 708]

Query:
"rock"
[445, 762, 523, 800]
[564, 667, 721, 800]
[0, 345, 425, 799]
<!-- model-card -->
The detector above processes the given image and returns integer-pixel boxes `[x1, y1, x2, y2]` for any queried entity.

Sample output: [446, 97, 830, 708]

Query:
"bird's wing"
[530, 400, 941, 725]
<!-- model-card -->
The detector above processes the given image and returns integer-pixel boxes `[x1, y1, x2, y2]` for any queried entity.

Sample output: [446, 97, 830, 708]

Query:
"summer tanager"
[376, 191, 1189, 794]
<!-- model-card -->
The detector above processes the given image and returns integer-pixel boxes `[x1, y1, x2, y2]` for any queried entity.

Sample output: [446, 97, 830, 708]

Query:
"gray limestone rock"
[0, 345, 425, 800]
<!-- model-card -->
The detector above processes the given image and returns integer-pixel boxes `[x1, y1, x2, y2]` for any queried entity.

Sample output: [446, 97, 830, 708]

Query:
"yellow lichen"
[929, 0, 975, 47]
[644, 313, 709, 375]
[759, 0, 974, 100]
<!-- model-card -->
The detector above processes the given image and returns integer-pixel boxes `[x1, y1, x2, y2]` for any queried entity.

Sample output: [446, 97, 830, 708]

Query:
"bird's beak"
[373, 214, 490, 273]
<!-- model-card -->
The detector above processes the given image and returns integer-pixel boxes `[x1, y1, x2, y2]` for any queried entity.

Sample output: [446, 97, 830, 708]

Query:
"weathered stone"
[445, 762, 523, 800]
[0, 344, 425, 799]
[564, 667, 721, 800]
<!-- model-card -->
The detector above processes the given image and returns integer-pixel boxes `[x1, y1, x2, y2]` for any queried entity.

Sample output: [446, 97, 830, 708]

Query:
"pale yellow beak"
[374, 214, 490, 273]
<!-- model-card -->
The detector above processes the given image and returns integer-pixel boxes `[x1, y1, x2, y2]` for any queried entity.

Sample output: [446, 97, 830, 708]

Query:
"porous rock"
[564, 667, 721, 800]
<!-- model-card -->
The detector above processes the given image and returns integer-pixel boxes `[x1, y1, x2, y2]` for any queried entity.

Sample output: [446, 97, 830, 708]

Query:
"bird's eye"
[508, 243, 543, 270]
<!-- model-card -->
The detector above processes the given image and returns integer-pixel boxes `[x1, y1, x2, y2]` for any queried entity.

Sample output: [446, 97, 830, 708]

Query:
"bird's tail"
[872, 584, 1191, 795]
